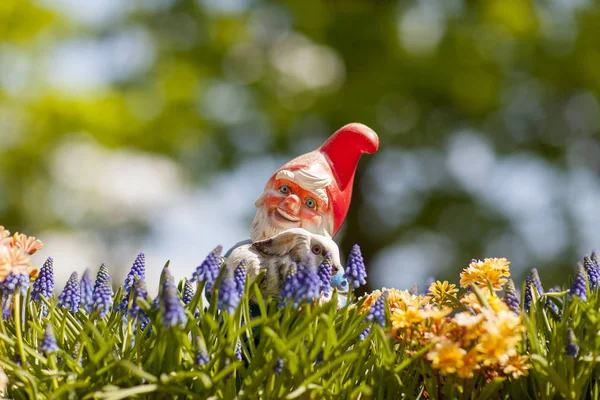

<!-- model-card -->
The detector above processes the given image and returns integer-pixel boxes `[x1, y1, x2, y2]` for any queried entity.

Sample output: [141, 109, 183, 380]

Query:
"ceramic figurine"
[226, 227, 344, 298]
[226, 123, 379, 302]
[250, 123, 379, 242]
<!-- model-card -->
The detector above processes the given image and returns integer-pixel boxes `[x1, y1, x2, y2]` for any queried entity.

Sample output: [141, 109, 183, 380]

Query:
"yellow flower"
[453, 312, 484, 328]
[503, 354, 530, 378]
[460, 258, 510, 291]
[476, 310, 523, 365]
[428, 280, 458, 307]
[391, 306, 426, 330]
[456, 349, 480, 379]
[427, 340, 467, 375]
[12, 233, 43, 255]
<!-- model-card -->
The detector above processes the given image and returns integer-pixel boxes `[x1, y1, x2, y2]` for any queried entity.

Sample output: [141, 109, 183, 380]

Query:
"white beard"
[250, 207, 285, 242]
[250, 206, 331, 242]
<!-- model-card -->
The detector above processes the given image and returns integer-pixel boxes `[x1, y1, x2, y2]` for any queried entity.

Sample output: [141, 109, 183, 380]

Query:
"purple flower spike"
[584, 256, 599, 291]
[160, 268, 186, 328]
[80, 269, 94, 313]
[93, 263, 113, 296]
[234, 259, 247, 297]
[502, 279, 520, 314]
[93, 279, 113, 318]
[58, 272, 80, 313]
[218, 270, 240, 315]
[123, 253, 146, 293]
[182, 279, 194, 305]
[40, 324, 59, 354]
[570, 263, 587, 301]
[129, 278, 148, 321]
[366, 295, 386, 327]
[317, 253, 333, 297]
[565, 328, 578, 357]
[32, 257, 54, 301]
[344, 245, 367, 289]
[192, 246, 223, 290]
[195, 337, 209, 366]
[279, 263, 321, 308]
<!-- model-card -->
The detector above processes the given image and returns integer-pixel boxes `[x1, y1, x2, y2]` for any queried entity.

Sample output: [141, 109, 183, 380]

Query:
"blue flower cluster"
[218, 270, 240, 314]
[570, 263, 587, 301]
[344, 244, 367, 289]
[40, 324, 59, 354]
[279, 263, 321, 308]
[32, 257, 54, 301]
[234, 259, 247, 297]
[182, 279, 194, 305]
[317, 253, 333, 297]
[502, 279, 520, 314]
[160, 267, 187, 328]
[192, 246, 223, 290]
[80, 269, 94, 313]
[117, 254, 146, 312]
[58, 272, 80, 313]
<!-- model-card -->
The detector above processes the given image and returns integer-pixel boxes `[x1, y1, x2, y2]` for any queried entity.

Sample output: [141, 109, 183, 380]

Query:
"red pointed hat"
[265, 123, 379, 236]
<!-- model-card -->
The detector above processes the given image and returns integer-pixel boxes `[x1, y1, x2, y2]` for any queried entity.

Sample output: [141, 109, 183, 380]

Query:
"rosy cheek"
[264, 191, 284, 208]
[300, 208, 322, 225]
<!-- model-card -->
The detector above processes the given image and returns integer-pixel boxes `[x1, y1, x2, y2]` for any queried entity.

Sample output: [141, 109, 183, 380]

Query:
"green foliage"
[2, 256, 600, 399]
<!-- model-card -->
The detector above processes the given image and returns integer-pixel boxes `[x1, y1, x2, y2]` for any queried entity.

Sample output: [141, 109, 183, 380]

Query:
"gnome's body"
[226, 228, 344, 298]
[226, 123, 379, 300]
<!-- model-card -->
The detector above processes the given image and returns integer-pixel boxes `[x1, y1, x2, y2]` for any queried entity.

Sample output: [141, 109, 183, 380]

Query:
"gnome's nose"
[281, 195, 301, 214]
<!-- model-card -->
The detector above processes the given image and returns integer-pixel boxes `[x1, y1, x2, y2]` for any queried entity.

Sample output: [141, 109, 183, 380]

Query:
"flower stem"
[13, 293, 27, 366]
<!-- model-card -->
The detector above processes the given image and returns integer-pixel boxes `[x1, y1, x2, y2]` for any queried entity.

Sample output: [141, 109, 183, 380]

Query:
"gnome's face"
[251, 176, 333, 242]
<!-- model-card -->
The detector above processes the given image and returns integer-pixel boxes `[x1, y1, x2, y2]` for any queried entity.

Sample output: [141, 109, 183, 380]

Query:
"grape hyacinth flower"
[317, 253, 333, 297]
[32, 257, 54, 301]
[366, 295, 386, 327]
[583, 256, 599, 291]
[235, 340, 243, 361]
[160, 268, 187, 328]
[545, 287, 560, 316]
[1, 272, 30, 296]
[359, 326, 372, 341]
[80, 269, 94, 313]
[93, 279, 113, 318]
[40, 324, 59, 354]
[195, 337, 209, 366]
[182, 279, 194, 305]
[279, 263, 321, 308]
[530, 268, 544, 295]
[234, 259, 247, 297]
[1, 293, 11, 320]
[192, 246, 223, 290]
[344, 245, 367, 289]
[565, 328, 579, 357]
[570, 263, 587, 301]
[129, 278, 149, 321]
[502, 279, 520, 314]
[524, 275, 536, 312]
[123, 253, 146, 294]
[218, 270, 240, 314]
[93, 263, 113, 297]
[274, 358, 284, 374]
[58, 272, 80, 313]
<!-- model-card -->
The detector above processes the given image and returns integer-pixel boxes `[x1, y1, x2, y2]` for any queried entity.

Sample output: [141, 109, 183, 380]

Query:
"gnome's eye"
[279, 185, 290, 194]
[311, 245, 323, 255]
[305, 198, 316, 209]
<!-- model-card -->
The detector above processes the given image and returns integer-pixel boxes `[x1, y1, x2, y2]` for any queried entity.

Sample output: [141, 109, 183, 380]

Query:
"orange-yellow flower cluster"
[459, 258, 510, 291]
[365, 258, 529, 380]
[0, 226, 43, 282]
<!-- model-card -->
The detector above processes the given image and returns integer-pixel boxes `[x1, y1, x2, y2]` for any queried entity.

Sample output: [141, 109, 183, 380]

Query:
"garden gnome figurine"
[250, 123, 379, 242]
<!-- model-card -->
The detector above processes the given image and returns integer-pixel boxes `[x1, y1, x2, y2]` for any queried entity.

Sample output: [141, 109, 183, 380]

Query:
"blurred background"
[1, 0, 600, 294]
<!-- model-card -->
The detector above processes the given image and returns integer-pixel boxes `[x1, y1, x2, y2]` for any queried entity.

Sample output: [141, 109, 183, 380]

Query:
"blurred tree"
[1, 0, 600, 291]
